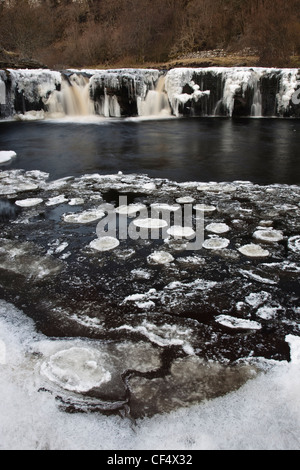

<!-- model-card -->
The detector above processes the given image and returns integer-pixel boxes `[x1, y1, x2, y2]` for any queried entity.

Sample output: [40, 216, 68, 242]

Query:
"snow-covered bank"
[0, 299, 299, 450]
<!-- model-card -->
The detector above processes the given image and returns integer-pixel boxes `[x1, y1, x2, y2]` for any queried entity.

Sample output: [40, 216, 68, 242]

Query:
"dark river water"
[0, 117, 299, 184]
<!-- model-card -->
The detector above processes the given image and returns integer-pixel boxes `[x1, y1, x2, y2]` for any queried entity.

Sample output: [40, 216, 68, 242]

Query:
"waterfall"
[137, 75, 171, 117]
[251, 79, 262, 117]
[93, 91, 121, 118]
[0, 67, 299, 120]
[46, 74, 95, 118]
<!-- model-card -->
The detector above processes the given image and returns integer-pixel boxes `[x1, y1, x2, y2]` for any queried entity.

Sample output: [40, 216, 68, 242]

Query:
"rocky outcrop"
[0, 48, 47, 70]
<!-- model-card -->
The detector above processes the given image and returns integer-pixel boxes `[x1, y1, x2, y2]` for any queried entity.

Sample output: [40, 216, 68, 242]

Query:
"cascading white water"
[94, 91, 121, 118]
[137, 75, 171, 117]
[251, 80, 262, 117]
[46, 74, 95, 118]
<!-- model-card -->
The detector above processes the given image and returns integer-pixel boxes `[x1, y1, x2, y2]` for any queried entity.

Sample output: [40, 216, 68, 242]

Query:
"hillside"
[0, 0, 299, 69]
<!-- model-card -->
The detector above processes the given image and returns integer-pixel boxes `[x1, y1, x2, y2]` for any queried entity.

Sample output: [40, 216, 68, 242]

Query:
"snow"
[0, 151, 17, 164]
[0, 339, 6, 365]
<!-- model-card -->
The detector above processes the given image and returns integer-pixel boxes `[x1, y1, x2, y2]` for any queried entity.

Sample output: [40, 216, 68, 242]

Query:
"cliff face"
[0, 67, 300, 120]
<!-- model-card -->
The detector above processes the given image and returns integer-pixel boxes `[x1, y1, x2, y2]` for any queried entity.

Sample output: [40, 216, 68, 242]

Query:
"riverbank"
[1, 47, 299, 71]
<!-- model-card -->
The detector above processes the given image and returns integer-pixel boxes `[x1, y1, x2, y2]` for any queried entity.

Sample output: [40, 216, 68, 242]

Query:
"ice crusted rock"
[194, 204, 217, 213]
[256, 306, 280, 320]
[117, 320, 194, 354]
[0, 169, 46, 195]
[41, 347, 112, 393]
[14, 110, 45, 121]
[115, 203, 146, 217]
[176, 196, 195, 204]
[238, 244, 270, 258]
[128, 355, 258, 417]
[147, 251, 174, 265]
[206, 223, 230, 234]
[197, 183, 236, 193]
[39, 339, 162, 403]
[69, 198, 85, 206]
[133, 218, 168, 229]
[253, 229, 284, 243]
[15, 198, 43, 208]
[215, 315, 262, 330]
[131, 268, 152, 280]
[63, 209, 105, 224]
[150, 203, 181, 212]
[0, 239, 63, 280]
[0, 151, 17, 164]
[288, 236, 300, 254]
[90, 237, 120, 252]
[46, 195, 68, 206]
[202, 237, 230, 250]
[167, 225, 195, 238]
[245, 291, 272, 308]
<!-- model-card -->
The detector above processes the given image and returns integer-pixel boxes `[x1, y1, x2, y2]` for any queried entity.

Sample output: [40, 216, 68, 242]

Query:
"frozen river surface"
[0, 117, 299, 450]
